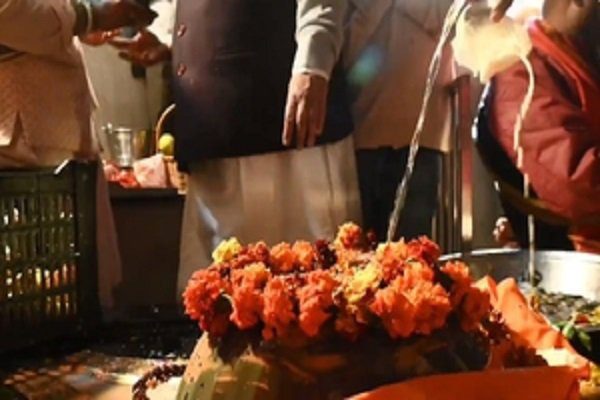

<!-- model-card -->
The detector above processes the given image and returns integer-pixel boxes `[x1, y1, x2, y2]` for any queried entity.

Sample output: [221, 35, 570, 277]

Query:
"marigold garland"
[183, 223, 493, 342]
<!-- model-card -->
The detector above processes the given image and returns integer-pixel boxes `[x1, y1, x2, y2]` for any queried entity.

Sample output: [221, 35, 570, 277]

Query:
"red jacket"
[489, 20, 600, 250]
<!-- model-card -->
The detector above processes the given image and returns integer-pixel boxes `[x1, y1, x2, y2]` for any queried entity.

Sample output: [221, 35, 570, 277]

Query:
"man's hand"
[282, 73, 329, 149]
[79, 30, 119, 46]
[109, 30, 171, 66]
[93, 0, 157, 32]
[490, 0, 513, 22]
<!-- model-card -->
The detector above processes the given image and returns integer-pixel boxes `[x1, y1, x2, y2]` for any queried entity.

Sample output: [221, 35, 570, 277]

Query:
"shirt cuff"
[292, 29, 337, 80]
[291, 67, 330, 80]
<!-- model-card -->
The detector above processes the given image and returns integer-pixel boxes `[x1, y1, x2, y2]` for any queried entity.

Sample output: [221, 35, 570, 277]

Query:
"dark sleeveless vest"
[171, 0, 353, 164]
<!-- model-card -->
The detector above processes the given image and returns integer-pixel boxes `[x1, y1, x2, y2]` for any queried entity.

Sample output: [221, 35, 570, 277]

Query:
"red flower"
[270, 243, 298, 273]
[297, 270, 339, 337]
[183, 267, 231, 335]
[335, 222, 363, 249]
[370, 277, 416, 339]
[246, 241, 270, 264]
[262, 277, 296, 341]
[292, 241, 317, 271]
[406, 236, 441, 264]
[229, 263, 270, 330]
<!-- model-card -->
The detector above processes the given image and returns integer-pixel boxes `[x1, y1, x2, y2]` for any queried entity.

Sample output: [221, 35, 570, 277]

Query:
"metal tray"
[441, 249, 600, 301]
[441, 249, 600, 362]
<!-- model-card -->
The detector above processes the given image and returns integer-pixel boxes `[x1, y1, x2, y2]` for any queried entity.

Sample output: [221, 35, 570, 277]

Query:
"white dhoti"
[179, 135, 361, 294]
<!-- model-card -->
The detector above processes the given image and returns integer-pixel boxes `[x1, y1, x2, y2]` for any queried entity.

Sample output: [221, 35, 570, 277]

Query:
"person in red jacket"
[489, 0, 600, 252]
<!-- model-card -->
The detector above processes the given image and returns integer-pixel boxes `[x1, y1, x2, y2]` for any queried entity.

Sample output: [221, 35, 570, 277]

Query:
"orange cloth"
[348, 277, 590, 400]
[348, 366, 580, 400]
[477, 277, 590, 377]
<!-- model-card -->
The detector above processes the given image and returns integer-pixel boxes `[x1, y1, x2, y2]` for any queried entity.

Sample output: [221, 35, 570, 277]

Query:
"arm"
[0, 0, 76, 55]
[283, 0, 347, 148]
[0, 0, 156, 56]
[292, 0, 346, 79]
[490, 55, 600, 221]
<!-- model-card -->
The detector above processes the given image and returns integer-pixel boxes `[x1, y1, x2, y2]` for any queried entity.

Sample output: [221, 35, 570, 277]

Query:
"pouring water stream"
[386, 0, 539, 303]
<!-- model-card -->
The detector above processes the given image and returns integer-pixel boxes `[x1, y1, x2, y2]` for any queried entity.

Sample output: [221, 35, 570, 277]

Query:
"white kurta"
[0, 0, 121, 311]
[178, 135, 361, 294]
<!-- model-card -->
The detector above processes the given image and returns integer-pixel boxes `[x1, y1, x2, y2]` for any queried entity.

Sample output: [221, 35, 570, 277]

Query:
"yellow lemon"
[158, 133, 175, 156]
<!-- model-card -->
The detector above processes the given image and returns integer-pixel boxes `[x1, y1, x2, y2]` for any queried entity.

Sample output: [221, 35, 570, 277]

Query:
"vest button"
[176, 24, 187, 37]
[177, 63, 187, 77]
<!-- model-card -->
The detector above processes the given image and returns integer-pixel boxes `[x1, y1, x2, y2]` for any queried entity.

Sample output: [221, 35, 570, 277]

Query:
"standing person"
[115, 0, 361, 294]
[486, 0, 600, 252]
[0, 0, 156, 310]
[342, 0, 516, 243]
[344, 0, 456, 242]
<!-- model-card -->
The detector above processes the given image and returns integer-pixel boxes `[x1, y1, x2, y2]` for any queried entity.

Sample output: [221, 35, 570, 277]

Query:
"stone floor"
[0, 318, 198, 400]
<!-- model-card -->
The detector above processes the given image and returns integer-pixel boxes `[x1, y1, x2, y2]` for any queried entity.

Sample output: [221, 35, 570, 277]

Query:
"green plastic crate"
[0, 161, 100, 352]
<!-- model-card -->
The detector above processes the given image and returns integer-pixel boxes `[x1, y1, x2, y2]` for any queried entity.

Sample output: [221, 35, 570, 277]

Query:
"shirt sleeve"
[0, 0, 76, 56]
[396, 0, 454, 38]
[147, 0, 176, 48]
[292, 0, 347, 80]
[490, 53, 600, 222]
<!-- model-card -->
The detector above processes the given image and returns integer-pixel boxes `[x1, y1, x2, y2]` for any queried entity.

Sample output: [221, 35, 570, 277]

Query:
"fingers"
[491, 0, 512, 22]
[295, 100, 308, 149]
[282, 94, 297, 147]
[306, 95, 326, 147]
[123, 0, 157, 27]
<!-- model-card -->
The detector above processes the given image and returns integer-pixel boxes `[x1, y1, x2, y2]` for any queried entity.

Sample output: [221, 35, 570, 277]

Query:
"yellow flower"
[344, 262, 382, 305]
[212, 237, 242, 263]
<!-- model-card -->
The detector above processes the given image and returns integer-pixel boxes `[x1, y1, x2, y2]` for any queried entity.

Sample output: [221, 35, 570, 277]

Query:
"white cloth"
[0, 0, 95, 154]
[293, 0, 347, 79]
[0, 0, 120, 310]
[343, 0, 457, 152]
[82, 0, 174, 144]
[178, 135, 361, 294]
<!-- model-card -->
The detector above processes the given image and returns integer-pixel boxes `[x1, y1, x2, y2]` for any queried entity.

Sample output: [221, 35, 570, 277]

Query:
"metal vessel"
[441, 249, 600, 301]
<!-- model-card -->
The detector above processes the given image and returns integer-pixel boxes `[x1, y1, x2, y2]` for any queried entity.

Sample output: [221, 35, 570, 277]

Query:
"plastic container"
[0, 161, 100, 353]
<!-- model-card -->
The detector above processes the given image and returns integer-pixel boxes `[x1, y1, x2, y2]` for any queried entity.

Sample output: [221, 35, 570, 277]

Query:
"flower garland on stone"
[183, 223, 491, 343]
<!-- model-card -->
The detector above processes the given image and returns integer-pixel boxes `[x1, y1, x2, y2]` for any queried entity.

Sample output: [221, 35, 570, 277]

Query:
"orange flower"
[406, 236, 441, 264]
[402, 260, 435, 287]
[335, 311, 364, 342]
[247, 241, 270, 264]
[334, 222, 363, 249]
[262, 277, 296, 341]
[440, 261, 473, 306]
[270, 243, 298, 273]
[292, 241, 317, 271]
[375, 241, 408, 282]
[370, 277, 416, 339]
[297, 270, 339, 337]
[183, 267, 231, 335]
[459, 287, 491, 332]
[405, 281, 451, 335]
[230, 263, 271, 329]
